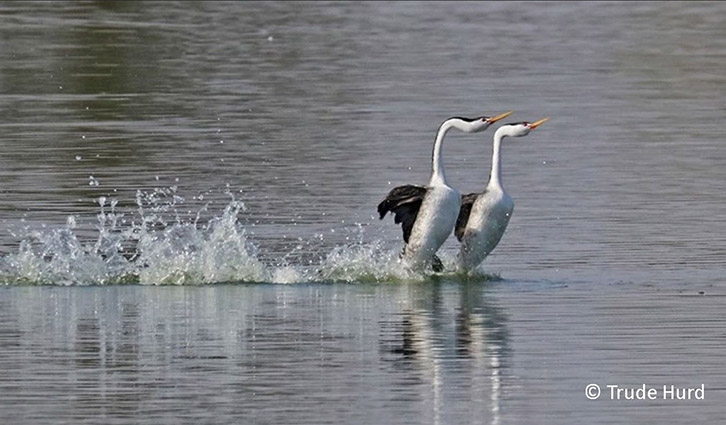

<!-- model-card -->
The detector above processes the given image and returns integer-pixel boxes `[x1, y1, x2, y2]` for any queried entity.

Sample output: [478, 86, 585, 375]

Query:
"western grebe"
[378, 111, 514, 271]
[455, 118, 549, 271]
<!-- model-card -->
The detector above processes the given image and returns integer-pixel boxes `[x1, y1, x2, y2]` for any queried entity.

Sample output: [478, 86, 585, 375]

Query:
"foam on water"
[0, 186, 472, 286]
[318, 240, 434, 283]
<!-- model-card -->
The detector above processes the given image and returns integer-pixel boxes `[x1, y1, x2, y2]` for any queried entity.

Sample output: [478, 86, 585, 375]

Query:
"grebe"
[455, 118, 549, 271]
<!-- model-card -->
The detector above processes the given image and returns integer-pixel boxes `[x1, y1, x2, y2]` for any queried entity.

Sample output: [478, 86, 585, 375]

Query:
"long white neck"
[430, 119, 470, 186]
[487, 126, 507, 191]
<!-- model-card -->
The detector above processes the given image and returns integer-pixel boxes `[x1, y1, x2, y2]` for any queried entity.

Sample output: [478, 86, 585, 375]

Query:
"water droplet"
[75, 155, 82, 161]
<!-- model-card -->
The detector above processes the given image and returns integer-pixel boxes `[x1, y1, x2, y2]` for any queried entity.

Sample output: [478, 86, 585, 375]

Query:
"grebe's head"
[449, 110, 514, 133]
[498, 117, 549, 137]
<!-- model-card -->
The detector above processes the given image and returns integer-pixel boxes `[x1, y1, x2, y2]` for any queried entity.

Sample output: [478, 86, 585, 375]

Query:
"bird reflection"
[380, 281, 510, 425]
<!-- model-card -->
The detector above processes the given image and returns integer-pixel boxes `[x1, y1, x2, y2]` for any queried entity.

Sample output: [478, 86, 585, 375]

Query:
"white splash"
[0, 186, 484, 286]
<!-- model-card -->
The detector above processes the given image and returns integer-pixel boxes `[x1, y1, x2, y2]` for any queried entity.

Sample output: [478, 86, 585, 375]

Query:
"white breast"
[404, 185, 460, 268]
[458, 190, 514, 271]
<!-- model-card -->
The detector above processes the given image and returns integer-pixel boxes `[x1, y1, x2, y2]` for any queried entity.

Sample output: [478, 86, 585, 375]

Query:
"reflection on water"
[4, 282, 725, 424]
[380, 282, 509, 425]
[0, 284, 512, 425]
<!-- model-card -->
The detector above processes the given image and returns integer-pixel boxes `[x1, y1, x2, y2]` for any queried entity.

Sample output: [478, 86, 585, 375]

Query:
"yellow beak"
[487, 110, 514, 123]
[529, 117, 549, 129]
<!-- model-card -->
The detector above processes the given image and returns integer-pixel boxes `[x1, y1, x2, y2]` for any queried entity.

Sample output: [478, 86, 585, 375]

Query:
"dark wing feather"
[455, 192, 481, 242]
[377, 185, 427, 243]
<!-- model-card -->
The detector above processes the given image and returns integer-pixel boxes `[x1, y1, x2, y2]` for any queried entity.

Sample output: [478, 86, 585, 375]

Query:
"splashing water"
[0, 188, 263, 285]
[0, 187, 499, 286]
[318, 240, 424, 283]
[0, 188, 404, 285]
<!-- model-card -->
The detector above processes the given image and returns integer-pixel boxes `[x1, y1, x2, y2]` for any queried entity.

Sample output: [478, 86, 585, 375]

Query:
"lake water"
[1, 1, 725, 423]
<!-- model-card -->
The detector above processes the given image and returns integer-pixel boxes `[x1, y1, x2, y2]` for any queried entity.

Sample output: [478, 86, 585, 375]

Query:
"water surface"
[1, 1, 725, 423]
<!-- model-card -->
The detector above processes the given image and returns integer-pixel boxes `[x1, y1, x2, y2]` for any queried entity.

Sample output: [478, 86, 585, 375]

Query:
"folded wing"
[455, 192, 481, 242]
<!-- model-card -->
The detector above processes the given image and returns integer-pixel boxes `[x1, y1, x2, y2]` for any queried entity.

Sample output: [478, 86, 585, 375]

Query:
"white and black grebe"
[455, 118, 549, 272]
[377, 111, 514, 271]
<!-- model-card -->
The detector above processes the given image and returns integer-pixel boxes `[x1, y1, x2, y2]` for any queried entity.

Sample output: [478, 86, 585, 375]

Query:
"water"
[1, 1, 725, 423]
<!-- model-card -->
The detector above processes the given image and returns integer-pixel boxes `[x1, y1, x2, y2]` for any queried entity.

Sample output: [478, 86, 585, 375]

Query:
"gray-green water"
[1, 1, 725, 423]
